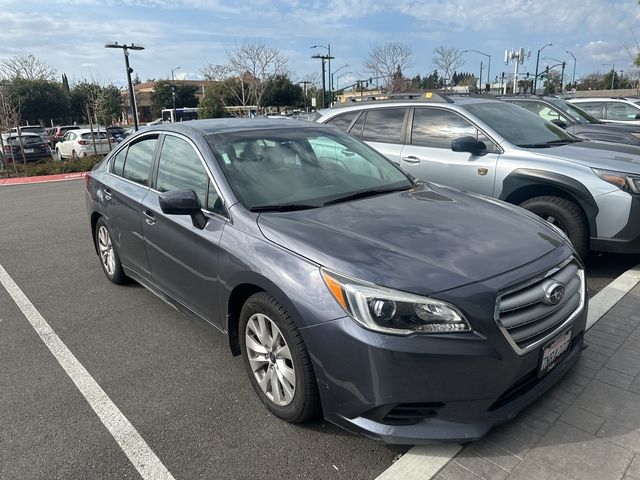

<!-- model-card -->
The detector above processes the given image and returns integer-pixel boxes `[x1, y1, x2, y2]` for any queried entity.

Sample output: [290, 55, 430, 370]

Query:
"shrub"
[0, 155, 104, 178]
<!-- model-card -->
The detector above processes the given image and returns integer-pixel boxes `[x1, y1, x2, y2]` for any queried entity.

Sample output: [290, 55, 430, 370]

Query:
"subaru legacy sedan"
[85, 119, 586, 443]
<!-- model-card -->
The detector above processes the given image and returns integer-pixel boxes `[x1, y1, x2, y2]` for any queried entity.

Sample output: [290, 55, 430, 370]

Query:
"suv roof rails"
[334, 91, 454, 107]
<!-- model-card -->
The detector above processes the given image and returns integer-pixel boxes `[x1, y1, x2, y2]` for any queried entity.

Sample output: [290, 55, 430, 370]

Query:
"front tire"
[519, 196, 588, 258]
[95, 217, 128, 284]
[239, 292, 320, 423]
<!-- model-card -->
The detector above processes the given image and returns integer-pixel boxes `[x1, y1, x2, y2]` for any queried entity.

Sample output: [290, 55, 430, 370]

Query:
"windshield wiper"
[249, 203, 319, 212]
[323, 185, 412, 206]
[516, 143, 551, 148]
[546, 139, 582, 145]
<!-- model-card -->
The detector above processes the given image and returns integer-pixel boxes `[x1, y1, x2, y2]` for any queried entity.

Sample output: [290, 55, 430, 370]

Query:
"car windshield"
[207, 127, 412, 210]
[546, 99, 600, 124]
[465, 102, 577, 148]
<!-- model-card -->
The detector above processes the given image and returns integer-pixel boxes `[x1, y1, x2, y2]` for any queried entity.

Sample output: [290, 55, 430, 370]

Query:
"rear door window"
[360, 108, 407, 144]
[574, 102, 603, 117]
[122, 137, 158, 186]
[606, 102, 640, 121]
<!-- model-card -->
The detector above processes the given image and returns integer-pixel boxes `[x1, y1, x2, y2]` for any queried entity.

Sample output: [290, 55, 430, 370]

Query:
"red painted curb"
[0, 171, 89, 186]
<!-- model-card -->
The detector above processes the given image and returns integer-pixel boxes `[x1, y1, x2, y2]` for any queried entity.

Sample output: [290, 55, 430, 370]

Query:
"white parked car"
[54, 129, 113, 160]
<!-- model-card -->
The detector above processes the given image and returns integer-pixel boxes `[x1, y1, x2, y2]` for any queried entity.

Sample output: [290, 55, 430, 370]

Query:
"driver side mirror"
[159, 189, 207, 230]
[451, 136, 487, 156]
[635, 114, 640, 120]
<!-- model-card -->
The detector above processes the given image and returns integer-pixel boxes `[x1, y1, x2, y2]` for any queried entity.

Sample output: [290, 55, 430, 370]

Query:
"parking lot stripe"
[375, 262, 640, 480]
[0, 264, 175, 480]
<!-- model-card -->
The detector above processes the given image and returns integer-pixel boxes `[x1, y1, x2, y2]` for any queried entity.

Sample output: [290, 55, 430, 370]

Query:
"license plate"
[24, 149, 34, 153]
[539, 329, 571, 376]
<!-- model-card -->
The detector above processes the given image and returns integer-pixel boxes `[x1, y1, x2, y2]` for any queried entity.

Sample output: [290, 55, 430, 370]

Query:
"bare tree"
[202, 41, 288, 115]
[363, 42, 413, 92]
[0, 87, 26, 175]
[432, 47, 465, 89]
[0, 54, 56, 81]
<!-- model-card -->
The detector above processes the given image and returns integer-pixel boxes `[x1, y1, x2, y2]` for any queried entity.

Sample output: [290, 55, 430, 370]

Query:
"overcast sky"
[1, 0, 639, 87]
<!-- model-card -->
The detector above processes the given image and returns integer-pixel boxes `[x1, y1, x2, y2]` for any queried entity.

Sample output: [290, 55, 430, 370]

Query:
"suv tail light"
[78, 140, 89, 145]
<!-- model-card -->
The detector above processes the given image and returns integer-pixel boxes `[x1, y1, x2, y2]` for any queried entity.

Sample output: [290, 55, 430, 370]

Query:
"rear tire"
[519, 196, 588, 258]
[94, 217, 129, 285]
[239, 292, 320, 423]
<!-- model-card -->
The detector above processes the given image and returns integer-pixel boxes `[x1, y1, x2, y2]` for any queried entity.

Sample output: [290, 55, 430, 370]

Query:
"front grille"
[497, 257, 585, 354]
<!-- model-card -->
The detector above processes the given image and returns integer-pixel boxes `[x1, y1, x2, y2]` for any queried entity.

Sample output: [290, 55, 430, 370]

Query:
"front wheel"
[519, 196, 588, 258]
[239, 292, 320, 423]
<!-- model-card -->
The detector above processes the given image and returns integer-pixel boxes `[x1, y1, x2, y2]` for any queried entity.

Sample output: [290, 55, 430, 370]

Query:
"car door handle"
[143, 210, 156, 225]
[402, 156, 421, 164]
[103, 187, 112, 200]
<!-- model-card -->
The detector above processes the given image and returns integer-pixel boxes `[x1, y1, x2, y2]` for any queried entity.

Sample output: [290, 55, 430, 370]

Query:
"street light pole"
[331, 64, 350, 94]
[566, 50, 577, 89]
[602, 64, 615, 90]
[461, 50, 491, 91]
[171, 66, 181, 123]
[105, 42, 145, 131]
[336, 71, 353, 92]
[534, 42, 552, 94]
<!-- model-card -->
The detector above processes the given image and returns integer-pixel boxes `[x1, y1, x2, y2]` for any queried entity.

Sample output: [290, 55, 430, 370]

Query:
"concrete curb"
[375, 262, 640, 480]
[0, 171, 89, 186]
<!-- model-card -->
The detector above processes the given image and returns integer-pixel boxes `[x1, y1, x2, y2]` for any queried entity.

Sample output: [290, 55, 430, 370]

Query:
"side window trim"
[149, 131, 229, 221]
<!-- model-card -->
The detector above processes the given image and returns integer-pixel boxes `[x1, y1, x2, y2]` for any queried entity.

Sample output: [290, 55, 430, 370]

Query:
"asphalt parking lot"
[0, 180, 636, 479]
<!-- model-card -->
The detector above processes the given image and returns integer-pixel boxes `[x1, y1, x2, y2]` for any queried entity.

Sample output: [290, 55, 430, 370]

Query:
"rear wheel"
[519, 196, 588, 258]
[239, 292, 320, 423]
[95, 217, 128, 284]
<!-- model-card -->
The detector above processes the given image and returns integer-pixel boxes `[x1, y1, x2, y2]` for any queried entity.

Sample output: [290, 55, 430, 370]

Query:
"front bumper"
[591, 191, 640, 254]
[302, 247, 587, 444]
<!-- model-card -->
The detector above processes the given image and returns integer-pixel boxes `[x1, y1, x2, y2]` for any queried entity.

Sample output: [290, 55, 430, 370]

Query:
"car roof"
[73, 128, 107, 134]
[144, 118, 329, 136]
[7, 132, 41, 137]
[569, 97, 637, 102]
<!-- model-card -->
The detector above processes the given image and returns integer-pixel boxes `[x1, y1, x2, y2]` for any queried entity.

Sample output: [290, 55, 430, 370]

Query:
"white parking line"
[376, 263, 640, 480]
[0, 264, 175, 480]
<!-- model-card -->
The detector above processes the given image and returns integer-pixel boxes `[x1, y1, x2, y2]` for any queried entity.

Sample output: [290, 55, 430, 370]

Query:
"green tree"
[262, 75, 302, 108]
[151, 82, 198, 117]
[7, 79, 69, 124]
[70, 82, 101, 122]
[198, 85, 227, 118]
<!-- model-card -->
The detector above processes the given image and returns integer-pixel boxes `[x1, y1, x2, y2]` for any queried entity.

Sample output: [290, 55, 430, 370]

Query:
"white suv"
[567, 97, 640, 125]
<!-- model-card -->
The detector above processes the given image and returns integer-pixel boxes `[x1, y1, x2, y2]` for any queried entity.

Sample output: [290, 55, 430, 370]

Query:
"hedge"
[0, 155, 105, 178]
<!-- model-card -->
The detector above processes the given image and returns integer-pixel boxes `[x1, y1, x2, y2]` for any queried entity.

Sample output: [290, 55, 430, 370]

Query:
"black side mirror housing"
[451, 136, 487, 155]
[159, 189, 207, 229]
[635, 113, 640, 120]
[551, 119, 568, 129]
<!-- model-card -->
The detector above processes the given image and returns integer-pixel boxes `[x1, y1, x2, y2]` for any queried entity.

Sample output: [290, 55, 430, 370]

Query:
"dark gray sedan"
[85, 119, 587, 443]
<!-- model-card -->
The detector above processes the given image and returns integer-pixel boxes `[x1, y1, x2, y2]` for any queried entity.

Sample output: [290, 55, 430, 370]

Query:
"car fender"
[499, 168, 599, 236]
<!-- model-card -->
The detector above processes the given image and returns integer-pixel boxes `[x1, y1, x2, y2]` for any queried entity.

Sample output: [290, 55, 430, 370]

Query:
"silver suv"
[567, 97, 640, 125]
[316, 93, 640, 257]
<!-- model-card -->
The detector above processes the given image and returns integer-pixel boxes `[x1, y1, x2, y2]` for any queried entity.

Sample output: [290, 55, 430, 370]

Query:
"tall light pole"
[311, 44, 334, 107]
[534, 42, 552, 94]
[297, 80, 312, 112]
[461, 49, 491, 91]
[335, 71, 353, 92]
[602, 64, 615, 90]
[171, 66, 181, 122]
[331, 64, 350, 95]
[105, 42, 145, 131]
[566, 50, 576, 90]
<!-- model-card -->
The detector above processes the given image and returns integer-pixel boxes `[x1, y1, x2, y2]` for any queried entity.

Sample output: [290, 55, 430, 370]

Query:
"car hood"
[257, 183, 564, 296]
[540, 142, 640, 173]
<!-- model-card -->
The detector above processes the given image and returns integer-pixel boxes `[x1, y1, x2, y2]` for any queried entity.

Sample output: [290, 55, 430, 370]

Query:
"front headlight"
[321, 269, 471, 335]
[593, 169, 640, 194]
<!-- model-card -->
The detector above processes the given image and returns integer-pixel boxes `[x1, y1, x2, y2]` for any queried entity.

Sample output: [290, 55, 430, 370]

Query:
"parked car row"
[568, 96, 640, 125]
[85, 110, 591, 445]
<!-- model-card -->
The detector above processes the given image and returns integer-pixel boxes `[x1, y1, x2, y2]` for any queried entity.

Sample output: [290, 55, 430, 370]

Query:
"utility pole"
[311, 44, 334, 108]
[534, 42, 552, 94]
[171, 66, 181, 123]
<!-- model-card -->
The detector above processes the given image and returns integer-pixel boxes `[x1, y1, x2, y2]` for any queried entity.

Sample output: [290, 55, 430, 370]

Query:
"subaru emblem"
[544, 282, 566, 305]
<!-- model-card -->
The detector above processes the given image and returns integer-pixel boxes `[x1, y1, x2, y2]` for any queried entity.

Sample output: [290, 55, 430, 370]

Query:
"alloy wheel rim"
[97, 225, 116, 276]
[245, 313, 296, 406]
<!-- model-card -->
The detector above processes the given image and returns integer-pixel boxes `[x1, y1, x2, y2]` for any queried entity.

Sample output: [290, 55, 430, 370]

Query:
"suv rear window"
[81, 132, 108, 140]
